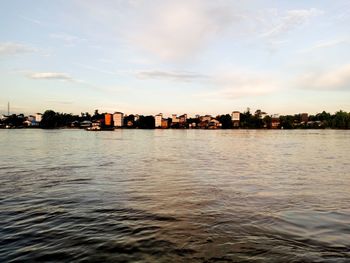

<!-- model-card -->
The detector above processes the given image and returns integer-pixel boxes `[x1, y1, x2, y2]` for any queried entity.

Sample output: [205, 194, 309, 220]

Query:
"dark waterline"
[1, 129, 350, 262]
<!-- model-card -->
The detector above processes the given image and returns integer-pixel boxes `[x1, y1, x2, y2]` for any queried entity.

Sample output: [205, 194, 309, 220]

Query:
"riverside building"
[113, 112, 124, 127]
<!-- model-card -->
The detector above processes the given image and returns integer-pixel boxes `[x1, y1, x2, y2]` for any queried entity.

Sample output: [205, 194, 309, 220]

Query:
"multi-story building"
[231, 111, 240, 121]
[113, 112, 124, 127]
[155, 113, 162, 128]
[35, 113, 42, 123]
[105, 113, 113, 126]
[231, 111, 240, 127]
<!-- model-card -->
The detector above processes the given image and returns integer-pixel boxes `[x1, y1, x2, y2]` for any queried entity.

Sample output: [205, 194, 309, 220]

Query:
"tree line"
[1, 109, 350, 129]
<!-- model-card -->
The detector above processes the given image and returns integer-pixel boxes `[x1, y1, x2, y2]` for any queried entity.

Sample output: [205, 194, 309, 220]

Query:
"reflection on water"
[0, 129, 349, 262]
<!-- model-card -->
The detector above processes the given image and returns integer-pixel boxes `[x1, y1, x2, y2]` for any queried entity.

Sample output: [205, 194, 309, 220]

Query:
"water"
[1, 129, 349, 262]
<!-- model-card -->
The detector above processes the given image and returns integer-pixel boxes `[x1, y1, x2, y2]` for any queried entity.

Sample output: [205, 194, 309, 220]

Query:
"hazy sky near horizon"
[1, 0, 350, 116]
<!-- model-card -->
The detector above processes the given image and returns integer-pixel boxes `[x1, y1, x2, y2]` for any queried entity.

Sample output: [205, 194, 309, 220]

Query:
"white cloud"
[297, 64, 350, 90]
[28, 72, 74, 81]
[195, 70, 281, 99]
[298, 38, 347, 53]
[126, 1, 239, 61]
[19, 15, 41, 25]
[261, 8, 323, 38]
[0, 42, 36, 56]
[74, 63, 116, 75]
[213, 71, 281, 98]
[136, 70, 208, 82]
[49, 33, 87, 46]
[74, 1, 325, 59]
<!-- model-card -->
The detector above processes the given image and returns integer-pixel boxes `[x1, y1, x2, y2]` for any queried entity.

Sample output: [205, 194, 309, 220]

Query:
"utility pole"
[8, 102, 10, 116]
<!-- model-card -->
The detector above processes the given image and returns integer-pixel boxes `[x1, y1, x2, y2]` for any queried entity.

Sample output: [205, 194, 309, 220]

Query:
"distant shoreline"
[2, 109, 349, 129]
[0, 127, 346, 130]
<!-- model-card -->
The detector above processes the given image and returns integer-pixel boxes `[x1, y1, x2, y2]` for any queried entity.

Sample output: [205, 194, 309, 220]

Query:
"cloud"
[46, 100, 74, 105]
[135, 70, 209, 82]
[261, 8, 323, 38]
[27, 72, 74, 81]
[49, 33, 87, 46]
[19, 15, 41, 25]
[298, 38, 348, 53]
[297, 64, 350, 90]
[74, 63, 116, 75]
[214, 71, 281, 98]
[74, 1, 325, 59]
[0, 42, 36, 56]
[126, 1, 239, 61]
[195, 70, 281, 99]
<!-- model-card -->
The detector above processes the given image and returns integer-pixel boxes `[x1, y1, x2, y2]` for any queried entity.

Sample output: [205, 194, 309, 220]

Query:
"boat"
[86, 121, 101, 131]
[85, 121, 115, 131]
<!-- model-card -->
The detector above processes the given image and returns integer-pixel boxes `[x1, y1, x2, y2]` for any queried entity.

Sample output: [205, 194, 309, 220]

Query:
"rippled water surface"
[1, 129, 350, 262]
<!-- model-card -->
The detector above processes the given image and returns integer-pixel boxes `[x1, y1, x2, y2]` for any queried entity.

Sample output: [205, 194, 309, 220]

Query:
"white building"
[35, 113, 43, 122]
[113, 112, 124, 127]
[231, 111, 240, 121]
[155, 113, 162, 128]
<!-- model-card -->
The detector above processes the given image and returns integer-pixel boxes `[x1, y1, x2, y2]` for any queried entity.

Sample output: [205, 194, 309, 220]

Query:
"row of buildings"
[1, 110, 311, 129]
[99, 111, 289, 129]
[0, 113, 43, 127]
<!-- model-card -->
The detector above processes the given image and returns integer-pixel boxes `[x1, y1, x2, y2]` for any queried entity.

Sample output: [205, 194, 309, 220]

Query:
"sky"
[1, 0, 350, 116]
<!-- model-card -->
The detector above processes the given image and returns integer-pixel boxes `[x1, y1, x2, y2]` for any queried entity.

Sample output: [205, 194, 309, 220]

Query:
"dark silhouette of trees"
[138, 116, 155, 129]
[124, 115, 135, 127]
[263, 116, 272, 129]
[2, 114, 25, 127]
[217, 114, 233, 129]
[240, 109, 264, 128]
[92, 109, 104, 121]
[279, 115, 295, 129]
[40, 110, 79, 128]
[332, 110, 350, 129]
[41, 110, 59, 128]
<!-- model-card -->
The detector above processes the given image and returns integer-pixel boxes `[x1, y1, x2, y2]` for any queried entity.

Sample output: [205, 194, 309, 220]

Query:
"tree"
[332, 110, 350, 129]
[263, 116, 272, 129]
[41, 110, 59, 128]
[217, 114, 233, 129]
[279, 115, 294, 129]
[138, 115, 155, 129]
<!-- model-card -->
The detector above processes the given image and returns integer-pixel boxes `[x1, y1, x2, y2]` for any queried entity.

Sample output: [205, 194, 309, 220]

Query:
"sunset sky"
[1, 0, 350, 116]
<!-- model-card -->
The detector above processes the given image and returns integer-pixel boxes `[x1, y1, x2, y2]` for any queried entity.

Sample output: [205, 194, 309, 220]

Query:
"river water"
[0, 129, 349, 262]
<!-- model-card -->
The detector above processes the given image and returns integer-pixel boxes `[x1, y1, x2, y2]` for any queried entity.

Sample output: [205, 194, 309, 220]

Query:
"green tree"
[332, 110, 350, 129]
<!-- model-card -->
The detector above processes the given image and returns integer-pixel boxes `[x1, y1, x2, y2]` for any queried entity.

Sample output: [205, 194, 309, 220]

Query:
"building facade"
[35, 113, 42, 123]
[105, 113, 113, 126]
[155, 113, 162, 128]
[231, 111, 240, 127]
[113, 112, 124, 127]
